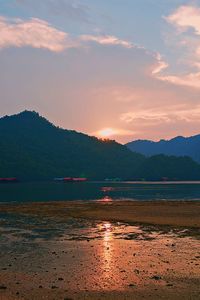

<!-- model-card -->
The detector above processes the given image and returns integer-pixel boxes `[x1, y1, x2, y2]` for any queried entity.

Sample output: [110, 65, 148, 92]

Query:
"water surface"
[1, 181, 200, 202]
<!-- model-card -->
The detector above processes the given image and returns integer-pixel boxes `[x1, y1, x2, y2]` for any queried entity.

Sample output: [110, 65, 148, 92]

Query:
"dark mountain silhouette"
[0, 110, 200, 181]
[136, 154, 200, 181]
[126, 135, 200, 163]
[0, 111, 144, 180]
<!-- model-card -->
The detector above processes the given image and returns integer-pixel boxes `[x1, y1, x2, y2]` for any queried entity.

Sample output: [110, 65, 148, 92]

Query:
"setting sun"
[98, 128, 116, 138]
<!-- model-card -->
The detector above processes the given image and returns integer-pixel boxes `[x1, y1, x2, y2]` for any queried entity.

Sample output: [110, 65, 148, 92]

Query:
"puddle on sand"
[1, 210, 199, 243]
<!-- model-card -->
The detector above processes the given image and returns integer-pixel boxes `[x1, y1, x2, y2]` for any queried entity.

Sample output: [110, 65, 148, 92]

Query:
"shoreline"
[3, 180, 200, 183]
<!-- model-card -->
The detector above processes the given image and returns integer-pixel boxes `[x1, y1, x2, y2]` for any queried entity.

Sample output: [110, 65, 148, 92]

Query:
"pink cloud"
[153, 5, 200, 89]
[0, 16, 141, 53]
[166, 5, 200, 35]
[121, 109, 200, 124]
[157, 71, 200, 89]
[3, 12, 200, 142]
[80, 34, 133, 48]
[151, 53, 168, 75]
[0, 17, 78, 52]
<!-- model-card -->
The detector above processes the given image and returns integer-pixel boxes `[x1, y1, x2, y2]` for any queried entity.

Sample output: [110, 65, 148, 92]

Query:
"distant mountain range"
[126, 135, 200, 163]
[0, 111, 200, 181]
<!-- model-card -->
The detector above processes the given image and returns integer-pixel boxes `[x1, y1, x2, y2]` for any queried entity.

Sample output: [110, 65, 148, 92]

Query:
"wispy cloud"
[156, 4, 200, 88]
[80, 35, 133, 48]
[1, 2, 200, 142]
[120, 105, 200, 125]
[0, 16, 139, 52]
[157, 71, 200, 89]
[151, 53, 168, 75]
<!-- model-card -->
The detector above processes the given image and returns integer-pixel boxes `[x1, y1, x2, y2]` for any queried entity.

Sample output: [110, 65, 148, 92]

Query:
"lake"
[1, 181, 200, 202]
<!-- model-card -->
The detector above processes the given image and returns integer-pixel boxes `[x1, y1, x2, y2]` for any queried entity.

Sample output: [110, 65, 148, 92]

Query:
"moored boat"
[0, 178, 18, 183]
[54, 177, 87, 182]
[72, 178, 87, 182]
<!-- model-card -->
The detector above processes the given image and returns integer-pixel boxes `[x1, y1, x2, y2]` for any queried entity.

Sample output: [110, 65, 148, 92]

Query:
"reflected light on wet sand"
[103, 222, 112, 242]
[98, 221, 114, 279]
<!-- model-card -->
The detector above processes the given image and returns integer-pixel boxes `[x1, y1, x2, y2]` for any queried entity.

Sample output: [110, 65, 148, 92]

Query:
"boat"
[72, 178, 87, 182]
[54, 177, 87, 182]
[0, 178, 18, 183]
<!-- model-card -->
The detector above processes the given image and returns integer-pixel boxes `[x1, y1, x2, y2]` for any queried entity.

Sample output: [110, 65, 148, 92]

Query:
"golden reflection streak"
[96, 196, 113, 203]
[97, 221, 113, 279]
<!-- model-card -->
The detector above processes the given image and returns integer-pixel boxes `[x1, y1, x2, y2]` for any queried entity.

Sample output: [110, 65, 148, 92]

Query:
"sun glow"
[98, 128, 116, 138]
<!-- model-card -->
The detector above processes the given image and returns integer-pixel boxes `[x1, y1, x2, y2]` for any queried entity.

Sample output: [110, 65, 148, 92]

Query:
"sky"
[1, 0, 200, 143]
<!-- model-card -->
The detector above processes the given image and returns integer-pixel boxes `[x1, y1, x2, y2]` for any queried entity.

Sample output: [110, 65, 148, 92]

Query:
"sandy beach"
[0, 200, 200, 299]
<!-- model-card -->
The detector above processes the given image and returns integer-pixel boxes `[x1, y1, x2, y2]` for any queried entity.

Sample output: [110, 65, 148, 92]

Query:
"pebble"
[129, 283, 136, 287]
[151, 275, 162, 280]
[0, 285, 7, 289]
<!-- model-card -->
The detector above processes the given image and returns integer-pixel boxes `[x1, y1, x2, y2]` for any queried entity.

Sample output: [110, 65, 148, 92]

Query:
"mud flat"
[0, 200, 200, 299]
[0, 200, 200, 227]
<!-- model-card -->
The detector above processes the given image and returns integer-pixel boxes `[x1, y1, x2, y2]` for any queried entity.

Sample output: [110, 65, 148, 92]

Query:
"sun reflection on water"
[96, 196, 113, 203]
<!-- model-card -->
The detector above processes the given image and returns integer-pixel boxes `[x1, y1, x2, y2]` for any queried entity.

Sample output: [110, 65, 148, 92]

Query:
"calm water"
[1, 181, 200, 203]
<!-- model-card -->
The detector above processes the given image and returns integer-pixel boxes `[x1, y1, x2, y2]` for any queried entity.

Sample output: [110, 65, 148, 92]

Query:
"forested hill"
[126, 135, 200, 163]
[0, 111, 200, 181]
[0, 111, 144, 180]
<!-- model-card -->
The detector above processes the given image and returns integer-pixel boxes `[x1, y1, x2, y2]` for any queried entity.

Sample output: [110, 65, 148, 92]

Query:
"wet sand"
[0, 200, 200, 227]
[0, 200, 200, 299]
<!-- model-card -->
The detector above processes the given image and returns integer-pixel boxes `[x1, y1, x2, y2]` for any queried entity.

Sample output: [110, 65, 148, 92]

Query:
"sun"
[98, 128, 116, 138]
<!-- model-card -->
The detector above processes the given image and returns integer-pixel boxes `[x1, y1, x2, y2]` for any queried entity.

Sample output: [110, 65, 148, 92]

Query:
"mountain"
[0, 111, 200, 181]
[126, 135, 200, 163]
[0, 111, 144, 180]
[136, 154, 200, 181]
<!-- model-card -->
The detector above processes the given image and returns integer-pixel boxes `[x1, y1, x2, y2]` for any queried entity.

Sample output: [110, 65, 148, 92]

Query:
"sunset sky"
[1, 0, 200, 143]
